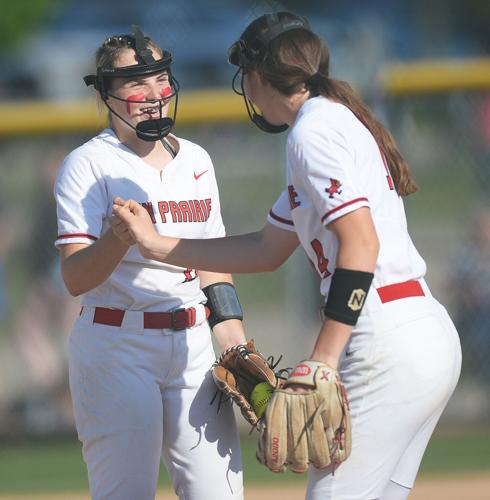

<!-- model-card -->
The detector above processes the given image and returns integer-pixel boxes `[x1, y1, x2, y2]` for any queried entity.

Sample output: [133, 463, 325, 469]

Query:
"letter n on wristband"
[323, 268, 374, 326]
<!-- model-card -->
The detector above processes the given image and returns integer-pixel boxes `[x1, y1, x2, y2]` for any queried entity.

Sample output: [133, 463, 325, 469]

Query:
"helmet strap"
[239, 70, 288, 134]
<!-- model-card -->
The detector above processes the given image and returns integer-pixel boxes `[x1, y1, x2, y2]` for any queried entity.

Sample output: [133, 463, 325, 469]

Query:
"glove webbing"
[210, 345, 285, 417]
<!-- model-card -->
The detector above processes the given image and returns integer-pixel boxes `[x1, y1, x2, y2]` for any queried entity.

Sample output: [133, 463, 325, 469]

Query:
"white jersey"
[267, 96, 426, 296]
[54, 128, 225, 311]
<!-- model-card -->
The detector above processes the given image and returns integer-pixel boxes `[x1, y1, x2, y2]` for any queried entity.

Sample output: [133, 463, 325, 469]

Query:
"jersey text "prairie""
[141, 199, 212, 223]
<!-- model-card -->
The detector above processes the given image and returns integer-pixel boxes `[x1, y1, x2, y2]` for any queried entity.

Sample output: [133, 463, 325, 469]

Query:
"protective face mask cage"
[227, 12, 311, 134]
[83, 25, 181, 141]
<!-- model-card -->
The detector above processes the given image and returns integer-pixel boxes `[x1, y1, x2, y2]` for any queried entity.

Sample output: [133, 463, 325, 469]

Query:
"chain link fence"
[0, 70, 489, 436]
[379, 87, 490, 423]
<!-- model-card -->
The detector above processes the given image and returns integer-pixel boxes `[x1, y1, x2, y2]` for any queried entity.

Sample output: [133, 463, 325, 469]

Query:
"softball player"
[111, 13, 462, 500]
[54, 27, 245, 500]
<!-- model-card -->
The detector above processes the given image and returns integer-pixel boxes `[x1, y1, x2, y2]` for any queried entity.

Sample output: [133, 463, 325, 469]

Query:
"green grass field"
[0, 427, 489, 494]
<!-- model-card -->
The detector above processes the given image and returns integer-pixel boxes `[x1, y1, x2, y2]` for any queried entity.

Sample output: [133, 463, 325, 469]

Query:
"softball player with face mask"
[111, 13, 462, 500]
[54, 27, 245, 500]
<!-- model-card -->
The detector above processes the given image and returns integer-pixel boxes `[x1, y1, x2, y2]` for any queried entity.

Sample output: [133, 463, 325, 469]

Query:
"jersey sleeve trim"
[321, 197, 369, 224]
[57, 233, 98, 240]
[269, 210, 294, 226]
[267, 210, 296, 233]
[55, 233, 98, 247]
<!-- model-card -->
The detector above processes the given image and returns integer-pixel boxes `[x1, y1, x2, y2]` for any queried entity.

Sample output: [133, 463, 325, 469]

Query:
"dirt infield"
[1, 473, 489, 499]
[239, 474, 490, 499]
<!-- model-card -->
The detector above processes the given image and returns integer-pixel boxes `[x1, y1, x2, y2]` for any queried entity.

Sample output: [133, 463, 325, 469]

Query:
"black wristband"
[323, 268, 374, 326]
[202, 282, 243, 329]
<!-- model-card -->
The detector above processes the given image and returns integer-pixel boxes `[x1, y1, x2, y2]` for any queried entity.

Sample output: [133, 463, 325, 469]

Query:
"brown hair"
[94, 34, 164, 91]
[241, 13, 417, 196]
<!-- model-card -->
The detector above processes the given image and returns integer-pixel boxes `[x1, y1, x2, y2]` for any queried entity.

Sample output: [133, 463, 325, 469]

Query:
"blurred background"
[0, 0, 489, 498]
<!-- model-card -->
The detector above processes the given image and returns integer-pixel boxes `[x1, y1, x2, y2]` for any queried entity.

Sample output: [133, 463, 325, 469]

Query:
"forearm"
[62, 230, 129, 296]
[143, 231, 280, 273]
[310, 208, 379, 368]
[212, 319, 247, 351]
[310, 319, 352, 369]
[113, 200, 299, 273]
[198, 271, 247, 350]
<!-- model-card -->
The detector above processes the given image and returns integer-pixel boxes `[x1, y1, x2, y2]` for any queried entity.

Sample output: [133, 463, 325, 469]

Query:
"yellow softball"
[251, 382, 274, 419]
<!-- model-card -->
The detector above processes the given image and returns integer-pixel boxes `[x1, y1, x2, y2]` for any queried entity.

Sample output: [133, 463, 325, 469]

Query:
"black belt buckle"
[171, 308, 188, 330]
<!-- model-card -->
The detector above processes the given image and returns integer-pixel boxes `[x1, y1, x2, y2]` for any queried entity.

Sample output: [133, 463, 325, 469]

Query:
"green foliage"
[0, 0, 61, 52]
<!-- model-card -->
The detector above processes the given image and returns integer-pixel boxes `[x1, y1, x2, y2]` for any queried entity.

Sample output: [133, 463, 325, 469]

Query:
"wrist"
[212, 319, 246, 351]
[108, 227, 131, 250]
[139, 232, 164, 259]
[310, 318, 353, 370]
[308, 351, 340, 370]
[220, 339, 245, 351]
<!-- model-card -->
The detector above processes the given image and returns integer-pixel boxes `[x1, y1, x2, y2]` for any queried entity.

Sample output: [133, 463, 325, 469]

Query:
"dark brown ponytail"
[316, 77, 418, 195]
[243, 12, 417, 196]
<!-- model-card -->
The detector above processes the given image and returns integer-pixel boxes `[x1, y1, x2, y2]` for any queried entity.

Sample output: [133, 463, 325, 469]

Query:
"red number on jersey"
[183, 268, 197, 282]
[310, 239, 331, 278]
[378, 146, 395, 191]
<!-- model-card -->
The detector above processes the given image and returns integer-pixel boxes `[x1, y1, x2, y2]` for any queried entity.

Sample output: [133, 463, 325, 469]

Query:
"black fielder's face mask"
[84, 26, 180, 142]
[228, 13, 311, 134]
[102, 70, 180, 142]
[230, 65, 288, 134]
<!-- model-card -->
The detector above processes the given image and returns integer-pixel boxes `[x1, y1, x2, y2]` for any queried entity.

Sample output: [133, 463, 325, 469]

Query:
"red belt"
[87, 306, 209, 330]
[377, 280, 425, 304]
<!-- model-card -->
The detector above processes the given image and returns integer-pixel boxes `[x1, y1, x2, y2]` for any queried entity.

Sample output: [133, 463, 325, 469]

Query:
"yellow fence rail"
[378, 57, 490, 95]
[0, 88, 248, 136]
[1, 57, 490, 136]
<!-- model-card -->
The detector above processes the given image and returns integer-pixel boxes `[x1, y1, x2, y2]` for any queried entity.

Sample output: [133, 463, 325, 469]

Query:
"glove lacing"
[209, 345, 286, 416]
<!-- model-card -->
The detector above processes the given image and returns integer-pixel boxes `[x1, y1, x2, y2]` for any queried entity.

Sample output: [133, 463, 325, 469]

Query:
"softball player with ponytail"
[54, 27, 245, 500]
[112, 13, 462, 500]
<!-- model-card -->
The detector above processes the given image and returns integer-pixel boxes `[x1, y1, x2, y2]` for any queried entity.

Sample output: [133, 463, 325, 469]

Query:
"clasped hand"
[111, 197, 156, 252]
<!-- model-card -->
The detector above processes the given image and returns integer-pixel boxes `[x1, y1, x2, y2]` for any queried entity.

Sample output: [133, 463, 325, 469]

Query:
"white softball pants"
[68, 307, 243, 500]
[307, 282, 462, 500]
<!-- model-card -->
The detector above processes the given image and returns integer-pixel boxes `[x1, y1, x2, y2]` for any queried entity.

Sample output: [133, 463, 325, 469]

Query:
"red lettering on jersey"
[310, 239, 331, 278]
[158, 201, 169, 223]
[199, 199, 208, 221]
[155, 199, 213, 223]
[169, 201, 182, 223]
[306, 255, 317, 272]
[204, 198, 212, 219]
[141, 202, 156, 223]
[188, 199, 197, 222]
[193, 200, 205, 222]
[325, 179, 342, 199]
[288, 185, 301, 209]
[179, 201, 192, 222]
[378, 145, 395, 190]
[183, 268, 197, 282]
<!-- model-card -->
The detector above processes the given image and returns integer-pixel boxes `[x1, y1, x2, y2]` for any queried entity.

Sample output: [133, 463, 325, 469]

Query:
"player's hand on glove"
[257, 359, 351, 473]
[211, 340, 279, 426]
[111, 197, 158, 252]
